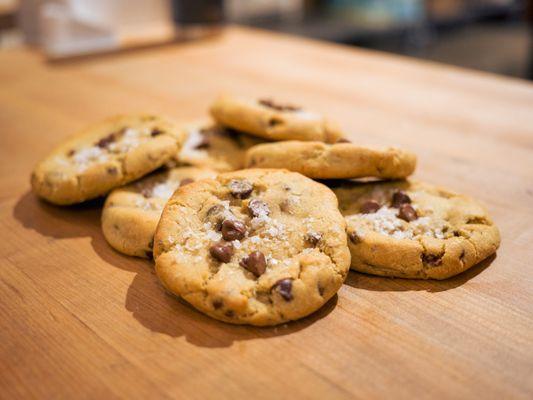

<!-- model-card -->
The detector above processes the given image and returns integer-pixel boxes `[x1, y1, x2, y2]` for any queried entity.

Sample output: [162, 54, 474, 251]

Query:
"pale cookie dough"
[210, 95, 343, 143]
[333, 180, 500, 280]
[245, 141, 417, 180]
[102, 167, 217, 258]
[154, 169, 350, 326]
[31, 114, 186, 205]
[174, 122, 263, 172]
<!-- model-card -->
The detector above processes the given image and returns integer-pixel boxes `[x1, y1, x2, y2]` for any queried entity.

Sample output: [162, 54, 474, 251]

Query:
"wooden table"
[1, 26, 532, 399]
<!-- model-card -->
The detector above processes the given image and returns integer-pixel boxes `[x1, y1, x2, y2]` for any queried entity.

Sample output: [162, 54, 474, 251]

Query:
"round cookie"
[31, 114, 186, 205]
[210, 95, 343, 143]
[153, 169, 350, 326]
[333, 180, 500, 280]
[174, 122, 263, 172]
[102, 167, 217, 258]
[245, 141, 417, 180]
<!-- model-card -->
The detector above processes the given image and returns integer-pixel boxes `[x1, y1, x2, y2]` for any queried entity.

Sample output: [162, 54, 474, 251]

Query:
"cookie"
[174, 122, 263, 172]
[333, 180, 500, 280]
[210, 95, 343, 143]
[102, 167, 217, 258]
[245, 141, 417, 180]
[153, 169, 350, 326]
[31, 114, 186, 205]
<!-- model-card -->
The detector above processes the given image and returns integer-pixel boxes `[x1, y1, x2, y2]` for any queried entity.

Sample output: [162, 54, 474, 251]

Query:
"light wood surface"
[1, 26, 532, 399]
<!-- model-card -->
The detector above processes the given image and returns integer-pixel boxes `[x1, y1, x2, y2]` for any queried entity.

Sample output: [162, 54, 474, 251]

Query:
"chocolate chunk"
[240, 251, 267, 277]
[360, 200, 381, 214]
[248, 199, 270, 218]
[305, 232, 322, 246]
[398, 203, 418, 222]
[349, 231, 361, 244]
[392, 190, 412, 208]
[151, 128, 163, 137]
[273, 279, 293, 301]
[221, 219, 246, 241]
[209, 242, 233, 263]
[336, 138, 351, 143]
[179, 178, 194, 187]
[229, 179, 253, 199]
[422, 253, 442, 266]
[259, 98, 301, 112]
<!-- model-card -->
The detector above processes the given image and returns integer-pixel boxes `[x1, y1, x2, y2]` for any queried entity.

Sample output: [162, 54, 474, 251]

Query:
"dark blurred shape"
[171, 0, 225, 25]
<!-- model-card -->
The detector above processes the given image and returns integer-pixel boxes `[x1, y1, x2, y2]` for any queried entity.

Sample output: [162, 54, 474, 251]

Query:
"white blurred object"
[18, 0, 177, 58]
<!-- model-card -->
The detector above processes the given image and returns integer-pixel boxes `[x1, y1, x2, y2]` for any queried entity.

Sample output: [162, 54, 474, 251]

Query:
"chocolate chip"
[273, 279, 293, 301]
[422, 253, 442, 266]
[179, 178, 194, 187]
[212, 299, 223, 309]
[145, 250, 153, 259]
[67, 149, 75, 157]
[336, 138, 351, 143]
[209, 242, 233, 263]
[392, 190, 412, 208]
[305, 232, 322, 246]
[259, 98, 301, 112]
[229, 179, 253, 199]
[151, 128, 163, 137]
[268, 117, 283, 127]
[349, 231, 361, 244]
[248, 199, 270, 218]
[206, 204, 227, 230]
[107, 166, 118, 176]
[221, 219, 246, 241]
[240, 251, 267, 277]
[141, 187, 152, 198]
[398, 204, 418, 222]
[96, 129, 122, 149]
[225, 310, 235, 318]
[360, 200, 381, 214]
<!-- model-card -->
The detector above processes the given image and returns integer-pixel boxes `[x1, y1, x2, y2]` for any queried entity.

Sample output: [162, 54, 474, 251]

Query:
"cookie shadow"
[344, 254, 496, 293]
[125, 269, 338, 348]
[13, 191, 335, 347]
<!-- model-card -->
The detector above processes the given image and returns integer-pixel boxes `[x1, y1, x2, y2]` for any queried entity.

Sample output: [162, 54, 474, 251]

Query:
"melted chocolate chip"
[422, 253, 443, 266]
[67, 149, 75, 157]
[248, 199, 270, 218]
[273, 279, 293, 301]
[96, 129, 123, 149]
[213, 299, 223, 310]
[107, 166, 118, 176]
[305, 232, 322, 246]
[240, 251, 267, 277]
[145, 250, 153, 259]
[221, 219, 246, 241]
[179, 178, 194, 187]
[141, 187, 152, 198]
[259, 98, 301, 112]
[398, 203, 418, 222]
[229, 179, 253, 199]
[360, 200, 381, 214]
[209, 242, 233, 263]
[151, 128, 163, 137]
[349, 231, 361, 244]
[392, 191, 412, 208]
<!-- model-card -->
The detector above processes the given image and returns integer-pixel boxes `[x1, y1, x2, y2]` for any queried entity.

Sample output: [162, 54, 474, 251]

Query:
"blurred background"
[0, 0, 531, 79]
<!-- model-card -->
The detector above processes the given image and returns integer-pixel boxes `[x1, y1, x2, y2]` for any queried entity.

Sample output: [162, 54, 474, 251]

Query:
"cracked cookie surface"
[333, 180, 500, 279]
[154, 169, 350, 326]
[210, 95, 343, 143]
[174, 121, 263, 172]
[31, 114, 185, 205]
[246, 141, 417, 179]
[102, 167, 217, 258]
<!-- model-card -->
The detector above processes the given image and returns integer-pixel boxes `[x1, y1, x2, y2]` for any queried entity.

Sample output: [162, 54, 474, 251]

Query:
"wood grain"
[0, 26, 532, 399]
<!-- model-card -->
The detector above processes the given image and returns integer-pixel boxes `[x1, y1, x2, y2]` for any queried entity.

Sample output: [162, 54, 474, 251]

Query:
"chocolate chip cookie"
[102, 167, 217, 258]
[245, 141, 417, 180]
[154, 169, 351, 326]
[333, 180, 500, 279]
[31, 114, 185, 205]
[174, 121, 263, 172]
[210, 95, 343, 143]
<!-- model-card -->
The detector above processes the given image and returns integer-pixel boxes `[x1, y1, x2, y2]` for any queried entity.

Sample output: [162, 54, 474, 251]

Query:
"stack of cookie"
[31, 95, 500, 326]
